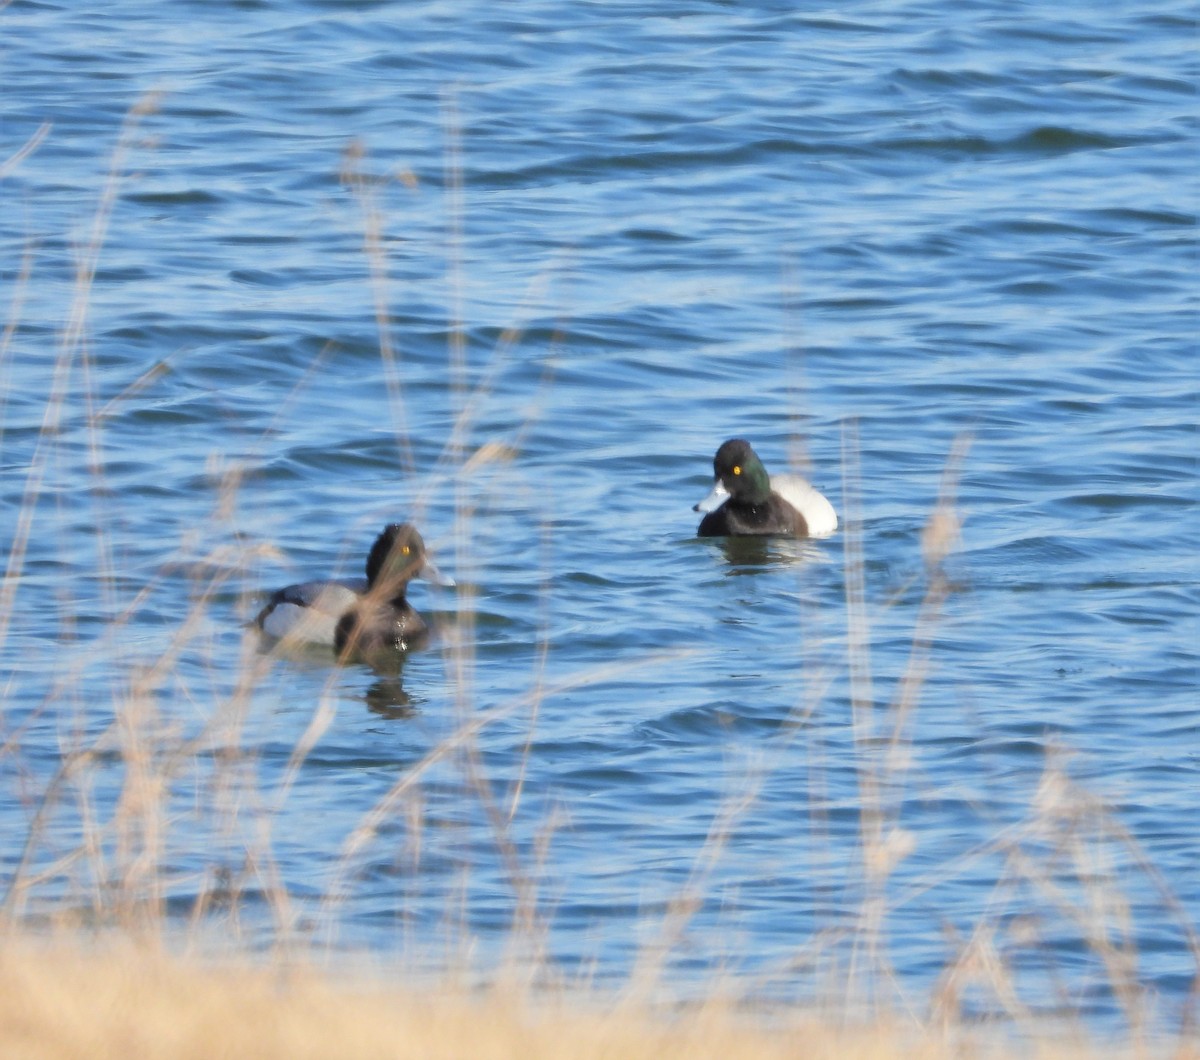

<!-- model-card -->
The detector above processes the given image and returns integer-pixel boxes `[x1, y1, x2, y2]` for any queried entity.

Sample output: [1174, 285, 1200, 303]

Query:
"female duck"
[256, 523, 451, 657]
[694, 438, 837, 538]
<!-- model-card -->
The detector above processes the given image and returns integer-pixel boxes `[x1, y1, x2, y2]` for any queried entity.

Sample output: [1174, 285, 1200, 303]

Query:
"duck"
[694, 438, 837, 538]
[255, 523, 451, 657]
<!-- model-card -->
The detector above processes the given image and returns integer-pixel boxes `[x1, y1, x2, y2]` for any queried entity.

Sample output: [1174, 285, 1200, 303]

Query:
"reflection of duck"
[364, 676, 417, 718]
[694, 439, 837, 538]
[255, 524, 451, 657]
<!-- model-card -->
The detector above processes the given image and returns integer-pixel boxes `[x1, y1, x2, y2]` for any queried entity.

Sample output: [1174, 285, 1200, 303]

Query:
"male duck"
[694, 438, 837, 538]
[256, 523, 451, 657]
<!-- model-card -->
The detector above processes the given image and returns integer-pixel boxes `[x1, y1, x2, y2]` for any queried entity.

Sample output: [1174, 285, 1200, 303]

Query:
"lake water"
[2, 0, 1196, 1036]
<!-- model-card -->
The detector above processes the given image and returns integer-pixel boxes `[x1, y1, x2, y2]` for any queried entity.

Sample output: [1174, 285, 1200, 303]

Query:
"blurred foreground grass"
[1, 941, 1128, 1060]
[2, 103, 1197, 1060]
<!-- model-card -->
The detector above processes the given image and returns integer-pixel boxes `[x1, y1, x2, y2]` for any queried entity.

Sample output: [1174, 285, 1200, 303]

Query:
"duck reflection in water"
[713, 533, 829, 574]
[363, 675, 418, 719]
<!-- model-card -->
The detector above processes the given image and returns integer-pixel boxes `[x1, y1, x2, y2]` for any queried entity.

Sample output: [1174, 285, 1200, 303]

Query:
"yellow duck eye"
[401, 545, 411, 556]
[732, 465, 742, 475]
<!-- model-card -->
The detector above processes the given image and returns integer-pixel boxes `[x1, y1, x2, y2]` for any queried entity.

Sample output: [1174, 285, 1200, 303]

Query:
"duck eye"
[732, 465, 742, 476]
[401, 545, 411, 556]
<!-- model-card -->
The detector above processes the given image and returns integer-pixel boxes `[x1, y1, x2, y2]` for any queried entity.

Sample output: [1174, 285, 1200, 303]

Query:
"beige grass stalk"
[339, 138, 414, 475]
[338, 103, 574, 977]
[4, 82, 1197, 1058]
[841, 418, 888, 1007]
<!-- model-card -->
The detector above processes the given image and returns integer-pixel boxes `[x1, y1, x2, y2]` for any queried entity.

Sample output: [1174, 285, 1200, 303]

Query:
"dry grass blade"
[0, 119, 50, 179]
[1, 84, 1193, 1060]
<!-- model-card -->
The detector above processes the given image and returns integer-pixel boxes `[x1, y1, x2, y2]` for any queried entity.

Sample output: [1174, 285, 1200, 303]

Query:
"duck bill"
[417, 558, 456, 588]
[693, 480, 730, 513]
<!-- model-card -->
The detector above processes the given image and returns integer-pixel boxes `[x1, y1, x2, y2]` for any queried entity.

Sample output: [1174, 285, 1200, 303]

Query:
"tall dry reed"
[1, 98, 1196, 1060]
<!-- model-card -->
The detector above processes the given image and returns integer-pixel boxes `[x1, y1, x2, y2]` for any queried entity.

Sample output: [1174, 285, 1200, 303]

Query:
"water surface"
[1, 0, 1196, 1033]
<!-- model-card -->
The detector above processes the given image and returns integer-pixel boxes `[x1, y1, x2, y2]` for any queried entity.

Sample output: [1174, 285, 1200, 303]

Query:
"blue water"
[2, 0, 1197, 1034]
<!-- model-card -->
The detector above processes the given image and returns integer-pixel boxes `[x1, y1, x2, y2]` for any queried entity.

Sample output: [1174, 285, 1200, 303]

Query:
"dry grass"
[2, 99, 1198, 1060]
[0, 941, 1129, 1060]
